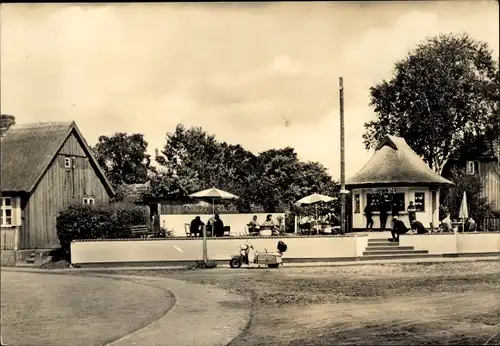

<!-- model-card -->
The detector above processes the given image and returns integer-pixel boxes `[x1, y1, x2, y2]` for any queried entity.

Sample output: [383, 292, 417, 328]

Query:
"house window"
[414, 192, 425, 212]
[64, 157, 72, 168]
[83, 198, 95, 205]
[354, 194, 360, 213]
[1, 197, 12, 226]
[466, 160, 479, 175]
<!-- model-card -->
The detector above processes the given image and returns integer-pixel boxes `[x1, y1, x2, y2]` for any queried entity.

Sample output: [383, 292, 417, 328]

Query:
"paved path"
[1, 269, 251, 346]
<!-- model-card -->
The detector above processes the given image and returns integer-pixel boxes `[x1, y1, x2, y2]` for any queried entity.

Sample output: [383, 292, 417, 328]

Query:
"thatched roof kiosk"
[346, 135, 454, 189]
[347, 135, 453, 231]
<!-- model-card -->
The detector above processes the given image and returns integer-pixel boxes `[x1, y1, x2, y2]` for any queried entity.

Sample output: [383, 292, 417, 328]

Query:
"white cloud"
[1, 2, 498, 182]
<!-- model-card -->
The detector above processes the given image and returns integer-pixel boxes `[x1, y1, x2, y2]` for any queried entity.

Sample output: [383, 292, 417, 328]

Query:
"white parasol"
[458, 191, 469, 220]
[189, 187, 239, 264]
[189, 187, 239, 214]
[294, 193, 338, 231]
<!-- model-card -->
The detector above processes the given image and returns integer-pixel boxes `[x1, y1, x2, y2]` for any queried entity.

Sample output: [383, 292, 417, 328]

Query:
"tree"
[92, 133, 151, 187]
[363, 33, 499, 173]
[0, 114, 15, 137]
[153, 124, 340, 212]
[441, 168, 499, 224]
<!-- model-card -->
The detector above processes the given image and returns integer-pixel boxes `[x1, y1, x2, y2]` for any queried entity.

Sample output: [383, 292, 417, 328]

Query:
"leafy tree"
[152, 124, 340, 213]
[363, 33, 499, 173]
[92, 133, 151, 187]
[0, 114, 15, 136]
[441, 168, 499, 224]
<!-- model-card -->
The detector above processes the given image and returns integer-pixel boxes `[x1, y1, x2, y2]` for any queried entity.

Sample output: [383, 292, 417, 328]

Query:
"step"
[366, 242, 401, 247]
[368, 238, 399, 242]
[365, 245, 415, 251]
[360, 253, 435, 261]
[363, 249, 428, 256]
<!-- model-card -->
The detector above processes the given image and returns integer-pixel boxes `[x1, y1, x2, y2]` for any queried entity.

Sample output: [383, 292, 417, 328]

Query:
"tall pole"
[339, 77, 346, 235]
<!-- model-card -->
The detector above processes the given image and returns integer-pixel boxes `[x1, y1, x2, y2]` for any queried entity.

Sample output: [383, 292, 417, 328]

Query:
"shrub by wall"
[56, 203, 149, 258]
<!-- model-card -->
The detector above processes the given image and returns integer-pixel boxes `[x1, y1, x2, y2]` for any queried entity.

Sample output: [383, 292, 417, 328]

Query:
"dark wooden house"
[0, 122, 114, 250]
[442, 135, 500, 212]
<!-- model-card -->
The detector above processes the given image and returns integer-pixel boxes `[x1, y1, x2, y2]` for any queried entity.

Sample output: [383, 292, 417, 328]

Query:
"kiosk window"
[414, 192, 425, 212]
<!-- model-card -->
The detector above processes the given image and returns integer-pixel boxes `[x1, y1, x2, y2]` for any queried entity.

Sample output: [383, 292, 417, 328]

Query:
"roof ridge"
[11, 121, 74, 130]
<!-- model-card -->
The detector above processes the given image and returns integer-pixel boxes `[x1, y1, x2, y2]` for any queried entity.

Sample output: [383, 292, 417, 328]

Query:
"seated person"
[247, 215, 260, 234]
[262, 214, 279, 234]
[209, 214, 225, 237]
[439, 214, 453, 232]
[411, 220, 428, 234]
[466, 217, 477, 232]
[391, 218, 409, 242]
[190, 216, 205, 236]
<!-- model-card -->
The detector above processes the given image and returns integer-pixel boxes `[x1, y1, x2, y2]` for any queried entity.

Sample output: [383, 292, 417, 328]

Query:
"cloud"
[268, 55, 302, 75]
[1, 2, 498, 181]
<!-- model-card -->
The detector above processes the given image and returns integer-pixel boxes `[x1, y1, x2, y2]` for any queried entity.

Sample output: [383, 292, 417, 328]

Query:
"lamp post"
[339, 77, 346, 234]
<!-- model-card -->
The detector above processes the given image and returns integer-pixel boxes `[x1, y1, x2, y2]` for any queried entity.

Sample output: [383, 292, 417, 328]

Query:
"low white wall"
[400, 233, 500, 255]
[160, 213, 285, 237]
[71, 235, 367, 264]
[399, 234, 457, 254]
[457, 233, 500, 254]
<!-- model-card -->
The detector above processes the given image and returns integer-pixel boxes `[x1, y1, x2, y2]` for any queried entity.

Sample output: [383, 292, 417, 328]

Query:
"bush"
[56, 203, 150, 258]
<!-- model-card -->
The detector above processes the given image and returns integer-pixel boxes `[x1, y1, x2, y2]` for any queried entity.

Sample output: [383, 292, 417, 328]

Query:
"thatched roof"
[346, 135, 454, 188]
[1, 121, 114, 195]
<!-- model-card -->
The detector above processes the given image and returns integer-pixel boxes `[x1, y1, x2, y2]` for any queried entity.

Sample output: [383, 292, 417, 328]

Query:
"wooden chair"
[184, 223, 194, 237]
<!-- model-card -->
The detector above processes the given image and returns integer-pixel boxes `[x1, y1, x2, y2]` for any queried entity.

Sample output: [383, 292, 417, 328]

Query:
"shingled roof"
[346, 135, 454, 188]
[0, 121, 114, 195]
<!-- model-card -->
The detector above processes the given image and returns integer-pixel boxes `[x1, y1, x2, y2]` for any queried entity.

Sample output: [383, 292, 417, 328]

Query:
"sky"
[1, 1, 499, 180]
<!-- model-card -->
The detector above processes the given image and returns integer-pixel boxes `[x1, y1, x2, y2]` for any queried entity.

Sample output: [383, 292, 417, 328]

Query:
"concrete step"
[366, 242, 401, 247]
[360, 253, 435, 261]
[363, 249, 428, 256]
[366, 245, 414, 250]
[368, 238, 398, 242]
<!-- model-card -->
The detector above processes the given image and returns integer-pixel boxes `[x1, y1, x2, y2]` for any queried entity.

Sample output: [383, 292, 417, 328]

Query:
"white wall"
[160, 213, 285, 237]
[71, 235, 367, 264]
[399, 234, 457, 254]
[400, 233, 500, 255]
[351, 187, 438, 229]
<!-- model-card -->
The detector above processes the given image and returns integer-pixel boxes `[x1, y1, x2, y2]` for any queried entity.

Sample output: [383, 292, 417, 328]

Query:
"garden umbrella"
[294, 193, 338, 229]
[458, 191, 469, 220]
[188, 187, 239, 264]
[189, 187, 239, 214]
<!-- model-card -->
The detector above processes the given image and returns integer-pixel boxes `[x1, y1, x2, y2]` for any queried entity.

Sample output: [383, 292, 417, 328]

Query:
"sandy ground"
[0, 271, 174, 346]
[96, 261, 500, 345]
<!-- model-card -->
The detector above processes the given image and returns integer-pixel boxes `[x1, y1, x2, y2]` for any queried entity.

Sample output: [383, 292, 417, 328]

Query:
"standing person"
[152, 213, 161, 235]
[407, 201, 417, 229]
[364, 202, 374, 231]
[379, 199, 389, 232]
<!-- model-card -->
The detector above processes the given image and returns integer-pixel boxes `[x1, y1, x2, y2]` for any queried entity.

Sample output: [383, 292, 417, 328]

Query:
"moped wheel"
[267, 264, 280, 268]
[230, 258, 242, 268]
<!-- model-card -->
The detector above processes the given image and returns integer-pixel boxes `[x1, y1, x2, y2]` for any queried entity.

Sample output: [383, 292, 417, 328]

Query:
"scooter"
[229, 241, 287, 269]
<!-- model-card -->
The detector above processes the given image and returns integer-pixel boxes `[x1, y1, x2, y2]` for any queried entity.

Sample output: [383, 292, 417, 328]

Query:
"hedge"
[56, 203, 149, 258]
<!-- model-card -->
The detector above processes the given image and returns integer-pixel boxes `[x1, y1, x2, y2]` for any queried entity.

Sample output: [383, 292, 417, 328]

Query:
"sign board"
[369, 188, 396, 194]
